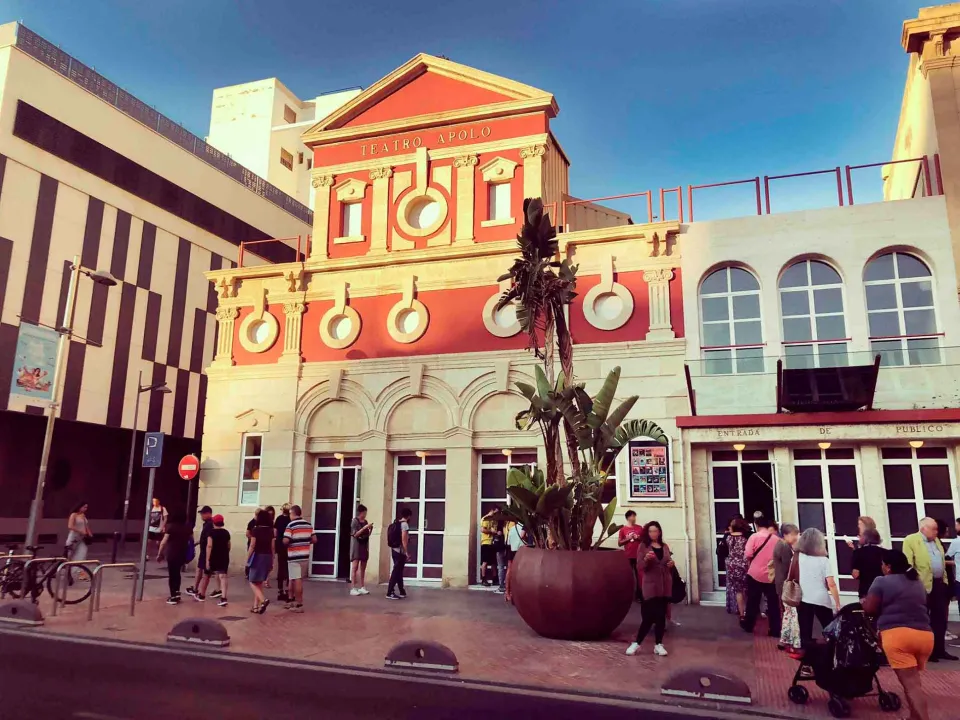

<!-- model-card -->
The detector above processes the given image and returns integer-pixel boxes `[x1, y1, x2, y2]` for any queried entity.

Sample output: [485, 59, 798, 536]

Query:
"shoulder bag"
[782, 552, 802, 607]
[747, 533, 775, 582]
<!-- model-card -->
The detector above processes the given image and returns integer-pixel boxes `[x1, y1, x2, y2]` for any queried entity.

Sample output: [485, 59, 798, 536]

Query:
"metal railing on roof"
[13, 24, 313, 226]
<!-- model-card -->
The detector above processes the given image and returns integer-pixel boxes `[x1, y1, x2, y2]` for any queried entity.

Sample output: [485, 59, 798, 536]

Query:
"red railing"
[561, 191, 653, 229]
[659, 186, 683, 223]
[845, 156, 932, 205]
[688, 177, 761, 223]
[238, 235, 310, 268]
[764, 167, 844, 214]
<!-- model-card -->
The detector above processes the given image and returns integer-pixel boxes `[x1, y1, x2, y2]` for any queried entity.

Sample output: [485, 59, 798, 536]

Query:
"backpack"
[387, 521, 402, 549]
[185, 536, 196, 564]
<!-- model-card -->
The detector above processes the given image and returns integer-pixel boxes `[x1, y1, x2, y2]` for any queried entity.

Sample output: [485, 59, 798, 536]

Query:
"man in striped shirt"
[282, 505, 315, 612]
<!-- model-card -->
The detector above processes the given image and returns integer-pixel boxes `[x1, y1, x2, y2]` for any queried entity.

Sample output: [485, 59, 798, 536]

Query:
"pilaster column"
[310, 175, 335, 261]
[858, 446, 890, 542]
[443, 445, 477, 588]
[213, 306, 239, 366]
[361, 448, 391, 585]
[369, 166, 393, 254]
[279, 301, 305, 364]
[643, 267, 675, 341]
[520, 144, 546, 199]
[453, 154, 478, 245]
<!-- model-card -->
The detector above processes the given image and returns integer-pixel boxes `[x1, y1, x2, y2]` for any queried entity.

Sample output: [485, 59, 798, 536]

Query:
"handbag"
[669, 566, 686, 604]
[782, 552, 802, 608]
[82, 536, 93, 546]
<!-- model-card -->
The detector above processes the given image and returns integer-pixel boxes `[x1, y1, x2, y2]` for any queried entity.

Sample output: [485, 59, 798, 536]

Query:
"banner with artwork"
[10, 323, 58, 402]
[627, 440, 673, 501]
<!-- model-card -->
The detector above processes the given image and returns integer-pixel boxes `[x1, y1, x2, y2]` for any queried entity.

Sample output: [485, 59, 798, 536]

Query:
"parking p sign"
[141, 432, 165, 468]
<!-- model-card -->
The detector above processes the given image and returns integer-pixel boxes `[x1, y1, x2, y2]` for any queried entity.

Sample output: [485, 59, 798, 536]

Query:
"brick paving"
[21, 568, 960, 719]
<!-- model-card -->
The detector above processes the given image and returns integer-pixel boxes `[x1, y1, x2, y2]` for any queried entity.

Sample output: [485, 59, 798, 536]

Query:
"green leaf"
[589, 366, 621, 427]
[534, 365, 551, 400]
[601, 496, 618, 533]
[507, 467, 534, 492]
[507, 486, 541, 514]
[612, 419, 669, 448]
[515, 382, 537, 400]
[605, 396, 638, 433]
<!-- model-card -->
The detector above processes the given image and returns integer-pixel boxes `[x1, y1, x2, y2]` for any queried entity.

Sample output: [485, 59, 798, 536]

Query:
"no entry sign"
[178, 454, 200, 481]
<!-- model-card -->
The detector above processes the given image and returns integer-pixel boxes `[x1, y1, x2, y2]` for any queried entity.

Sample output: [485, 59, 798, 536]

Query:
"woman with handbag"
[775, 524, 802, 654]
[796, 527, 841, 649]
[626, 521, 675, 658]
[66, 502, 93, 580]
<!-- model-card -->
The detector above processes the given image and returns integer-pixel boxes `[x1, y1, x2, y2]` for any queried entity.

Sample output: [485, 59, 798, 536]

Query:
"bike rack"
[89, 563, 139, 621]
[0, 555, 34, 600]
[22, 556, 66, 602]
[51, 560, 101, 616]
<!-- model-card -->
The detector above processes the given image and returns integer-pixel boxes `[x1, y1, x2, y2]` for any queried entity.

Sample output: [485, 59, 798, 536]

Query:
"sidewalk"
[24, 569, 960, 719]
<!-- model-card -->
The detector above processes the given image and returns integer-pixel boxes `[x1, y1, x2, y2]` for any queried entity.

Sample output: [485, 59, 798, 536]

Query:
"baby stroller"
[787, 603, 901, 718]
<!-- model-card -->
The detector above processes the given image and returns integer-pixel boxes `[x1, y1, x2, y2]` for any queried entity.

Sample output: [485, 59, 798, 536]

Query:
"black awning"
[777, 357, 881, 413]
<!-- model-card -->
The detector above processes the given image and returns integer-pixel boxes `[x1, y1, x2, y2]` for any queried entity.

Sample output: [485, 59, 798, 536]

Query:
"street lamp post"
[119, 371, 171, 551]
[24, 255, 117, 550]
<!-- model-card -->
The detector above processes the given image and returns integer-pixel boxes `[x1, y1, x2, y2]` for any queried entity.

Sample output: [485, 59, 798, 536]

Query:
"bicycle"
[0, 545, 94, 605]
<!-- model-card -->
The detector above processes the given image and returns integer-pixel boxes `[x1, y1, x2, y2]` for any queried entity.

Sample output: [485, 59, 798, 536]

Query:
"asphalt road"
[0, 629, 750, 720]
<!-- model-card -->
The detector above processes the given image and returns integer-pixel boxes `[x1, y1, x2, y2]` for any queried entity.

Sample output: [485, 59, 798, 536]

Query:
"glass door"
[394, 453, 446, 582]
[475, 450, 537, 584]
[311, 455, 361, 579]
[882, 445, 958, 550]
[792, 447, 863, 593]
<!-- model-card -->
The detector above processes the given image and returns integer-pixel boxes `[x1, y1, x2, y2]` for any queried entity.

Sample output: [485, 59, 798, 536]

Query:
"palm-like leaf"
[588, 367, 621, 428]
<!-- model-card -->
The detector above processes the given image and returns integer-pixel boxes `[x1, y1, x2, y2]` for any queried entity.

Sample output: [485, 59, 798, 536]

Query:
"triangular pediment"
[303, 54, 557, 145]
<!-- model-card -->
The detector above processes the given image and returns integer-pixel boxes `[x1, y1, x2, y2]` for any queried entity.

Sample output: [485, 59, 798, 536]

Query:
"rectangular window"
[298, 152, 304, 165]
[283, 105, 297, 124]
[488, 182, 511, 221]
[882, 446, 957, 544]
[238, 434, 263, 506]
[342, 202, 362, 237]
[280, 148, 294, 171]
[307, 159, 313, 170]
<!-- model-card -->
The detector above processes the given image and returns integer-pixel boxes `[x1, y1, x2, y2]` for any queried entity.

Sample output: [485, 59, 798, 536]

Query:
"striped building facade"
[0, 23, 310, 541]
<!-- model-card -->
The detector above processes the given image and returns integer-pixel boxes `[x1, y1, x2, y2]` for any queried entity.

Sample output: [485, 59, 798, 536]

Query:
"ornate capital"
[311, 174, 335, 188]
[643, 268, 674, 284]
[283, 301, 306, 316]
[369, 166, 393, 181]
[215, 306, 239, 322]
[453, 154, 479, 168]
[519, 144, 546, 159]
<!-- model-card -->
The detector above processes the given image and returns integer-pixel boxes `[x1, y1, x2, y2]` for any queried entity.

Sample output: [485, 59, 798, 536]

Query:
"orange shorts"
[880, 627, 934, 670]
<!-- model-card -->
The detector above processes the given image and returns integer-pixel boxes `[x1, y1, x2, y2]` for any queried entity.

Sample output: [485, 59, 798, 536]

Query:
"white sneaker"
[654, 644, 668, 656]
[947, 632, 958, 641]
[625, 642, 641, 656]
[357, 587, 370, 595]
[349, 588, 360, 596]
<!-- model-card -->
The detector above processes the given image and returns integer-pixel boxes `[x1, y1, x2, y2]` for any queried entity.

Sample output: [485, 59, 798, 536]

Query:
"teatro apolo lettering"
[360, 125, 492, 157]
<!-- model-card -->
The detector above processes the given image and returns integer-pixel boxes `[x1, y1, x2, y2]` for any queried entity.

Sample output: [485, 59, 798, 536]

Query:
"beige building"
[0, 23, 310, 543]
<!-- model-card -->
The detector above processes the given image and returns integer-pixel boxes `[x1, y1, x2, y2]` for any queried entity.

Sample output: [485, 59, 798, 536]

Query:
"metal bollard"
[111, 532, 121, 564]
[51, 560, 100, 616]
[89, 563, 139, 621]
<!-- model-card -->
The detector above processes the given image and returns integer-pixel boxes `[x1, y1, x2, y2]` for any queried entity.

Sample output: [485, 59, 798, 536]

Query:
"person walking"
[796, 527, 841, 649]
[626, 521, 674, 657]
[156, 509, 191, 605]
[386, 507, 412, 600]
[619, 510, 646, 602]
[862, 549, 934, 720]
[186, 505, 214, 601]
[274, 504, 291, 603]
[66, 502, 93, 574]
[246, 509, 274, 614]
[774, 524, 801, 653]
[740, 516, 781, 638]
[263, 506, 276, 589]
[902, 517, 955, 661]
[724, 517, 751, 619]
[282, 505, 315, 613]
[198, 514, 230, 607]
[244, 507, 259, 581]
[147, 497, 167, 559]
[349, 504, 373, 596]
[479, 508, 498, 587]
[851, 528, 884, 600]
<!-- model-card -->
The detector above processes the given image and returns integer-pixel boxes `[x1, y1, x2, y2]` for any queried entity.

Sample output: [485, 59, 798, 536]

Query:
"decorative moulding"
[480, 217, 516, 229]
[479, 156, 518, 184]
[334, 177, 368, 203]
[237, 287, 280, 353]
[319, 282, 362, 350]
[582, 255, 634, 331]
[386, 276, 429, 344]
[235, 408, 273, 434]
[394, 147, 449, 239]
[482, 279, 521, 338]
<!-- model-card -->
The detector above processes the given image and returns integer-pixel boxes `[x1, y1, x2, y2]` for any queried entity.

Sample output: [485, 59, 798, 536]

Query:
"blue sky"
[5, 0, 927, 221]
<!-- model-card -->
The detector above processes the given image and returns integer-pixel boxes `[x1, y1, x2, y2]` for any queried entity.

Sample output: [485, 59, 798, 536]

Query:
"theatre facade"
[199, 5, 960, 600]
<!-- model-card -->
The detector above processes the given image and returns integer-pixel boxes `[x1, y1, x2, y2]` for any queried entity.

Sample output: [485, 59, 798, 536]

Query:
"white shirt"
[508, 524, 524, 551]
[947, 538, 960, 563]
[798, 554, 834, 609]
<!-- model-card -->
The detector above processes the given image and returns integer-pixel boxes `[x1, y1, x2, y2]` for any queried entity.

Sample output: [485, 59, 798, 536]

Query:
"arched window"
[699, 267, 763, 375]
[864, 252, 940, 366]
[778, 260, 848, 368]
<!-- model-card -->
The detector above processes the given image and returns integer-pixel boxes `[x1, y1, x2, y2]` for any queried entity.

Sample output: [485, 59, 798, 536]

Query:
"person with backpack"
[739, 515, 781, 638]
[386, 507, 412, 600]
[156, 509, 191, 605]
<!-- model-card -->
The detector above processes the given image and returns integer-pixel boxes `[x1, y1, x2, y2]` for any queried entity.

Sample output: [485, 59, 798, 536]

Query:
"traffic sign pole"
[137, 432, 164, 601]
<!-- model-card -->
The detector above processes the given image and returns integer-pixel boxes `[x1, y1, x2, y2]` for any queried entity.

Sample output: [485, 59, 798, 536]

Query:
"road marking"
[73, 713, 132, 720]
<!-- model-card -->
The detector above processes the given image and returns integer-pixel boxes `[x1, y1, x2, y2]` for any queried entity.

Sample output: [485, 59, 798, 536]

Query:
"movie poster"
[10, 323, 58, 402]
[627, 440, 672, 501]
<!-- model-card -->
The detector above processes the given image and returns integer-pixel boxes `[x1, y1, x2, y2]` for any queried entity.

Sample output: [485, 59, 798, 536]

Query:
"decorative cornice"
[453, 154, 479, 168]
[369, 166, 394, 180]
[215, 306, 239, 322]
[519, 144, 546, 159]
[311, 175, 335, 188]
[643, 268, 674, 283]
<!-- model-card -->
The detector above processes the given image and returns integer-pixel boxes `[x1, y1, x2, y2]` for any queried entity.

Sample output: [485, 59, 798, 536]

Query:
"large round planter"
[510, 546, 634, 640]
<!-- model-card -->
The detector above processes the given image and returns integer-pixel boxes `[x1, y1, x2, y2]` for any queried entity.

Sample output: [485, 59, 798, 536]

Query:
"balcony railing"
[13, 24, 313, 225]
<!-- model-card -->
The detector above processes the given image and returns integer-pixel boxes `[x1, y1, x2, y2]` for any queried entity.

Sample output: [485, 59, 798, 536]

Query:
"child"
[199, 514, 230, 607]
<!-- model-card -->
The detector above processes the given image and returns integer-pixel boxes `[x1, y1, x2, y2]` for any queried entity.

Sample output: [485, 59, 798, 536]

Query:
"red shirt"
[619, 525, 646, 560]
